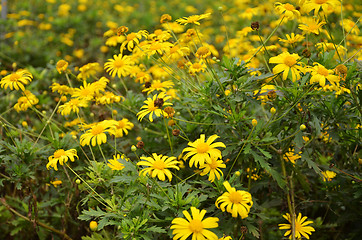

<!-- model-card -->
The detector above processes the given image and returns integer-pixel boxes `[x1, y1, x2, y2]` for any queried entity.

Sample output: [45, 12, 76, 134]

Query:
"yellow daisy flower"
[279, 33, 305, 45]
[309, 63, 339, 87]
[187, 60, 207, 75]
[145, 41, 174, 57]
[77, 62, 102, 80]
[199, 157, 226, 182]
[56, 60, 69, 73]
[322, 170, 336, 181]
[120, 30, 148, 53]
[195, 46, 211, 59]
[283, 148, 302, 164]
[176, 12, 211, 25]
[71, 81, 98, 100]
[109, 118, 134, 138]
[50, 82, 73, 95]
[298, 17, 326, 35]
[137, 92, 172, 122]
[58, 98, 89, 116]
[80, 120, 114, 146]
[302, 0, 340, 16]
[215, 181, 253, 219]
[269, 52, 305, 82]
[341, 19, 360, 35]
[14, 90, 39, 112]
[274, 2, 301, 20]
[95, 91, 122, 105]
[104, 54, 135, 78]
[171, 207, 219, 240]
[279, 213, 315, 239]
[183, 134, 226, 168]
[142, 80, 174, 95]
[50, 180, 63, 188]
[47, 149, 78, 171]
[0, 69, 33, 91]
[137, 153, 180, 181]
[107, 154, 127, 170]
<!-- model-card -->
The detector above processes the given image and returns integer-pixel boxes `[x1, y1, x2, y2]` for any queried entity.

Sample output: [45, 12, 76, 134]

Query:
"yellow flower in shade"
[142, 80, 174, 95]
[137, 92, 172, 122]
[279, 33, 305, 45]
[283, 148, 302, 164]
[14, 90, 39, 112]
[104, 54, 135, 78]
[80, 121, 114, 146]
[308, 63, 339, 87]
[56, 60, 69, 73]
[171, 207, 219, 240]
[298, 17, 326, 35]
[47, 149, 78, 171]
[199, 157, 226, 182]
[274, 2, 301, 20]
[215, 181, 253, 219]
[77, 63, 102, 80]
[50, 180, 62, 188]
[187, 60, 207, 75]
[322, 170, 336, 181]
[109, 118, 134, 138]
[58, 98, 89, 116]
[183, 134, 226, 168]
[302, 0, 340, 16]
[176, 12, 211, 25]
[269, 52, 304, 82]
[0, 69, 33, 91]
[120, 30, 148, 53]
[137, 153, 180, 181]
[107, 154, 128, 170]
[279, 213, 315, 239]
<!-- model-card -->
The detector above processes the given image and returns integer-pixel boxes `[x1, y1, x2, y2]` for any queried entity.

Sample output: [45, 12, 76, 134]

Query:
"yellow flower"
[137, 92, 172, 122]
[120, 30, 148, 53]
[302, 0, 340, 16]
[195, 46, 211, 59]
[77, 63, 102, 80]
[50, 180, 62, 187]
[0, 69, 33, 91]
[105, 35, 125, 47]
[341, 19, 360, 35]
[279, 213, 315, 239]
[160, 14, 172, 23]
[104, 54, 135, 78]
[283, 148, 302, 164]
[145, 41, 174, 57]
[274, 2, 301, 20]
[142, 80, 174, 95]
[298, 17, 326, 35]
[269, 52, 304, 82]
[95, 91, 122, 105]
[137, 153, 180, 181]
[56, 60, 69, 73]
[279, 33, 305, 45]
[109, 118, 134, 138]
[183, 134, 226, 168]
[14, 90, 39, 112]
[107, 154, 127, 170]
[187, 60, 207, 75]
[58, 98, 89, 116]
[50, 82, 73, 95]
[47, 149, 78, 171]
[215, 181, 253, 218]
[308, 63, 339, 87]
[176, 12, 211, 25]
[71, 81, 98, 100]
[171, 207, 219, 240]
[199, 157, 226, 182]
[80, 120, 114, 146]
[322, 170, 336, 181]
[254, 85, 277, 103]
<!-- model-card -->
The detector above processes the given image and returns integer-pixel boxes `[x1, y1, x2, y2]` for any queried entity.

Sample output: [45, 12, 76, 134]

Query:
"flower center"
[315, 0, 327, 4]
[91, 125, 104, 135]
[208, 160, 219, 169]
[284, 3, 295, 11]
[187, 16, 199, 23]
[116, 121, 126, 129]
[54, 149, 65, 158]
[229, 191, 243, 204]
[10, 73, 20, 82]
[197, 142, 209, 153]
[153, 160, 166, 170]
[295, 220, 302, 232]
[197, 46, 210, 56]
[113, 59, 124, 68]
[189, 219, 203, 233]
[284, 56, 297, 67]
[317, 67, 329, 76]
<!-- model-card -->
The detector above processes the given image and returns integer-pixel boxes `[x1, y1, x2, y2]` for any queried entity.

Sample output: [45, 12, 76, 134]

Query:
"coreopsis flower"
[137, 92, 172, 122]
[0, 69, 33, 91]
[199, 157, 226, 182]
[279, 213, 315, 239]
[79, 120, 114, 146]
[279, 33, 305, 45]
[107, 154, 127, 170]
[195, 46, 211, 59]
[109, 118, 134, 137]
[104, 54, 135, 78]
[183, 134, 226, 168]
[215, 181, 253, 219]
[188, 60, 207, 75]
[47, 149, 78, 171]
[308, 63, 339, 87]
[71, 81, 98, 100]
[176, 12, 211, 25]
[274, 2, 301, 20]
[298, 17, 326, 35]
[77, 63, 102, 80]
[14, 90, 39, 112]
[56, 60, 69, 73]
[137, 153, 180, 181]
[283, 148, 302, 164]
[142, 80, 174, 95]
[58, 98, 89, 116]
[322, 170, 336, 181]
[302, 0, 340, 16]
[171, 207, 219, 240]
[269, 52, 305, 82]
[120, 30, 148, 53]
[134, 71, 151, 84]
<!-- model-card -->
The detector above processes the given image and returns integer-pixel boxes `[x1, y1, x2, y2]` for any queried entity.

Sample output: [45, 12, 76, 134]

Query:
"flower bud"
[75, 179, 81, 184]
[131, 145, 137, 152]
[300, 124, 306, 131]
[235, 171, 241, 176]
[270, 107, 276, 114]
[90, 221, 98, 231]
[172, 129, 180, 136]
[252, 119, 258, 127]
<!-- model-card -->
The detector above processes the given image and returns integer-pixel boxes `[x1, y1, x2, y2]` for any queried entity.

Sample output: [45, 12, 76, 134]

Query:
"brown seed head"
[251, 21, 259, 30]
[164, 106, 175, 117]
[136, 141, 144, 149]
[154, 98, 164, 108]
[172, 129, 180, 136]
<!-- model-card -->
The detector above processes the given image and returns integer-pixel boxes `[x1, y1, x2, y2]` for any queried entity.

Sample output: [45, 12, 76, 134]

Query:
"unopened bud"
[252, 119, 258, 127]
